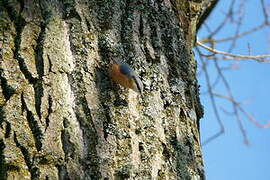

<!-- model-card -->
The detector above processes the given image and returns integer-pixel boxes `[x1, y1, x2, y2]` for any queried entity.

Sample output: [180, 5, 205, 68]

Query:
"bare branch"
[196, 41, 270, 63]
[197, 0, 219, 31]
[198, 0, 270, 146]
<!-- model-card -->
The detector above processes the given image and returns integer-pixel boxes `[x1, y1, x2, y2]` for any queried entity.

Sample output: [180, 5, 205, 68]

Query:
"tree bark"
[0, 0, 205, 179]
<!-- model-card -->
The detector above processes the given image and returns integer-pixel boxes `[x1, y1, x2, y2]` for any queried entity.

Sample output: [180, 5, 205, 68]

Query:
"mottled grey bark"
[0, 0, 206, 179]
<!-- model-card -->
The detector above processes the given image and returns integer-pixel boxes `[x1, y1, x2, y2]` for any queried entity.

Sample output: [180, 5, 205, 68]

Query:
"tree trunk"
[0, 0, 205, 179]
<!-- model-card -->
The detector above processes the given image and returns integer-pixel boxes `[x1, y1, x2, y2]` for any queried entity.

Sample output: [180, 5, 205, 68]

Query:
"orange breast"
[109, 63, 134, 89]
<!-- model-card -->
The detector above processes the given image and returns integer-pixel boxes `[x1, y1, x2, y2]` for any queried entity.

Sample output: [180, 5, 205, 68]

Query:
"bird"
[109, 59, 143, 94]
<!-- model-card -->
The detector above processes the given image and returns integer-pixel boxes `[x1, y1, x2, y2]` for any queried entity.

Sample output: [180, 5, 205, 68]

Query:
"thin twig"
[227, 0, 245, 52]
[213, 60, 249, 145]
[207, 0, 236, 38]
[215, 23, 266, 43]
[239, 107, 270, 129]
[214, 93, 270, 129]
[261, 0, 269, 24]
[196, 48, 225, 146]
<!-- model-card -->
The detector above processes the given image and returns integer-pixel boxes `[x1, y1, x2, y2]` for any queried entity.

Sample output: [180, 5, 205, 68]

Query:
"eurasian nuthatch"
[109, 59, 143, 94]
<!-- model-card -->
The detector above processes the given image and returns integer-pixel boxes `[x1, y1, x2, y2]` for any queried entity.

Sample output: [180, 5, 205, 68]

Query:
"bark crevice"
[0, 72, 16, 101]
[0, 140, 7, 178]
[21, 93, 43, 151]
[34, 22, 46, 119]
[44, 95, 52, 131]
[13, 132, 39, 179]
[67, 49, 101, 179]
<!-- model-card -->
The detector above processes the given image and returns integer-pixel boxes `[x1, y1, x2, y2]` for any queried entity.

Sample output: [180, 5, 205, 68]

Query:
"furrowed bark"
[0, 0, 205, 179]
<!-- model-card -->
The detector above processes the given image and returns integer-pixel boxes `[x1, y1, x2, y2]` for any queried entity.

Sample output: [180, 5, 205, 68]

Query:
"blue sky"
[197, 1, 270, 179]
